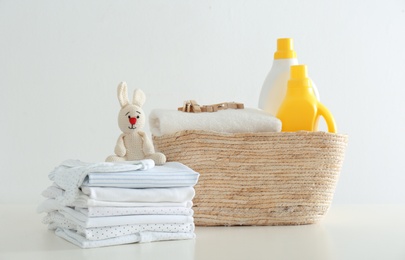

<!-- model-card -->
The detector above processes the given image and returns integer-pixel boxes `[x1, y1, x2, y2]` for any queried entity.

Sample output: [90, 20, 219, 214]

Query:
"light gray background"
[1, 0, 404, 205]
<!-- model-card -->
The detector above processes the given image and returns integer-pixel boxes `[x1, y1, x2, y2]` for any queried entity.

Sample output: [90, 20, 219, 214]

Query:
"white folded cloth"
[44, 211, 195, 240]
[38, 198, 194, 217]
[59, 206, 194, 228]
[44, 211, 76, 230]
[41, 184, 64, 198]
[49, 160, 199, 206]
[81, 186, 195, 202]
[78, 206, 194, 217]
[38, 198, 193, 212]
[73, 198, 194, 208]
[76, 223, 195, 241]
[40, 159, 199, 248]
[55, 228, 195, 249]
[149, 108, 282, 136]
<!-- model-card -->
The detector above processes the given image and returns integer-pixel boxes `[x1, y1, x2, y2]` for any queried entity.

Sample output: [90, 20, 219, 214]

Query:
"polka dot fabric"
[79, 206, 194, 217]
[55, 228, 196, 248]
[77, 223, 195, 240]
[41, 185, 63, 199]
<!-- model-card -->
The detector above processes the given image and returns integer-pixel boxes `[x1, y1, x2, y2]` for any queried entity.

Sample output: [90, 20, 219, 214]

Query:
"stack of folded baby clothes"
[37, 159, 199, 248]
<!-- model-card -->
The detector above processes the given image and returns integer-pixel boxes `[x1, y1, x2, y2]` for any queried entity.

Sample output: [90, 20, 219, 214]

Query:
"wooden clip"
[178, 101, 244, 113]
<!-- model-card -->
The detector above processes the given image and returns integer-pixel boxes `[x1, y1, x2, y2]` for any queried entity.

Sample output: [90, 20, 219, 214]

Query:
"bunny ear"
[117, 82, 129, 107]
[132, 89, 146, 107]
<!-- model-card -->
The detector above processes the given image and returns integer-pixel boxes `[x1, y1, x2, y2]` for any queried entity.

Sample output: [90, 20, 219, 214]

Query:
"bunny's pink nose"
[129, 117, 137, 125]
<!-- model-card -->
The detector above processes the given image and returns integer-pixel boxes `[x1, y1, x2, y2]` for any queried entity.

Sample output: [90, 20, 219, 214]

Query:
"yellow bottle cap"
[289, 65, 311, 87]
[274, 38, 297, 59]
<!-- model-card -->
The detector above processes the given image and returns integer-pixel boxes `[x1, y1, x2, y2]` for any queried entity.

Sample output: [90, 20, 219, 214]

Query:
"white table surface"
[0, 204, 404, 260]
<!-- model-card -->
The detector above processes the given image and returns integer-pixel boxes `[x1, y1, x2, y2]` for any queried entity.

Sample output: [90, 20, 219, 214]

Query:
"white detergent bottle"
[258, 38, 320, 115]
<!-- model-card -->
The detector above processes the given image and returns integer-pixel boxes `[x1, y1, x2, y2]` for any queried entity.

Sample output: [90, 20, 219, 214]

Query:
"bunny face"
[118, 105, 146, 133]
[116, 82, 147, 134]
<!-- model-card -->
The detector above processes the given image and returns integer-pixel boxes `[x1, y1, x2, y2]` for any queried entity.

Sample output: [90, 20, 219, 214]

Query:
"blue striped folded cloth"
[83, 162, 199, 188]
[49, 159, 199, 206]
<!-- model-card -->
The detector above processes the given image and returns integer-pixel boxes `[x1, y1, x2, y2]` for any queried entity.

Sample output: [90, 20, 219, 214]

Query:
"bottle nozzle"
[290, 64, 307, 79]
[289, 65, 311, 87]
[274, 38, 297, 59]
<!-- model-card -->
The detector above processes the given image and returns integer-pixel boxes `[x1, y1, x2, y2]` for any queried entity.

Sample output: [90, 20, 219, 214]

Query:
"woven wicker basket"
[153, 130, 348, 226]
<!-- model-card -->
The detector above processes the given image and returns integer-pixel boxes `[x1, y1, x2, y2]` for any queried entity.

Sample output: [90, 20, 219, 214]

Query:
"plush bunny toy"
[106, 82, 166, 165]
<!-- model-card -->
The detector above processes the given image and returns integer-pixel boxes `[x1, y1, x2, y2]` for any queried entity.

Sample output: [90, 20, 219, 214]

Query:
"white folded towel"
[149, 108, 282, 136]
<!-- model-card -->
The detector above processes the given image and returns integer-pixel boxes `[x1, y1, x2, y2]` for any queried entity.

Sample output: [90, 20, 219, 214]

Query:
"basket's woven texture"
[153, 130, 348, 226]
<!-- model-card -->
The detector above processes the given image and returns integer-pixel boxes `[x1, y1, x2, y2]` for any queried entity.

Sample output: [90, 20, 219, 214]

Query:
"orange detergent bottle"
[276, 65, 337, 133]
